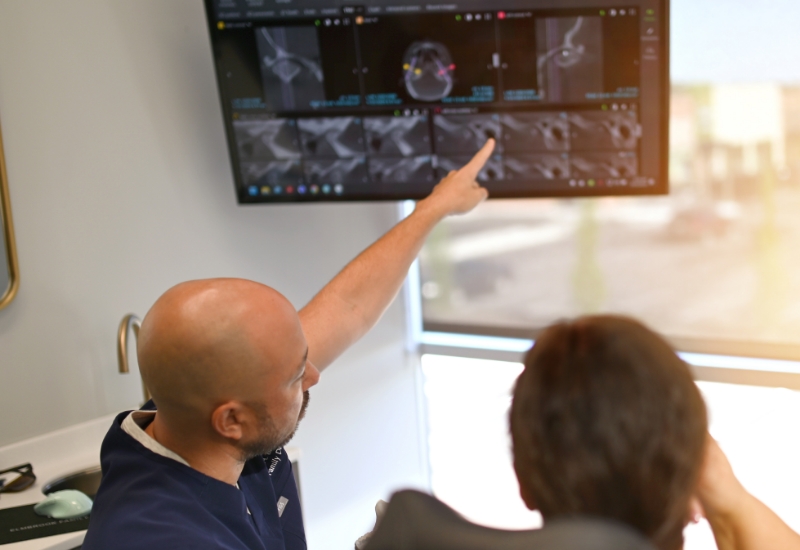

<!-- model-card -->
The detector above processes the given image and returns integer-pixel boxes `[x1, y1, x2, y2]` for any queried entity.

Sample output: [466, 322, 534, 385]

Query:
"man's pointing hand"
[418, 139, 495, 217]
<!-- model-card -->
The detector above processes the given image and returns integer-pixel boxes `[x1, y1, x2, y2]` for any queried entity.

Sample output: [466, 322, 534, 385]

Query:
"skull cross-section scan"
[402, 41, 455, 102]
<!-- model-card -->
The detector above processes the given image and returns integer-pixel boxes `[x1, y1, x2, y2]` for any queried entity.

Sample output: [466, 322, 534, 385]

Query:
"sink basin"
[42, 466, 102, 498]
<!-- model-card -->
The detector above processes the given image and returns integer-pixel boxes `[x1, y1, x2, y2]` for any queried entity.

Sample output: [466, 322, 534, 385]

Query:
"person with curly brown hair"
[509, 315, 707, 550]
[365, 315, 709, 550]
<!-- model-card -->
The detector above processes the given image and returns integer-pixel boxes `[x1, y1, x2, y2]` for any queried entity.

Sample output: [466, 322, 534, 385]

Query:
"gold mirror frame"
[0, 120, 19, 310]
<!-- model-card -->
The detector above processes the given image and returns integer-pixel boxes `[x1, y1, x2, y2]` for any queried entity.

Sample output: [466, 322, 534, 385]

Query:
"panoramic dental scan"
[204, 0, 667, 203]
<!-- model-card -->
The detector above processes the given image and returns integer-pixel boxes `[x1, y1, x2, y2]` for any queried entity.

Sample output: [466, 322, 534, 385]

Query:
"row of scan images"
[233, 110, 640, 163]
[240, 151, 638, 188]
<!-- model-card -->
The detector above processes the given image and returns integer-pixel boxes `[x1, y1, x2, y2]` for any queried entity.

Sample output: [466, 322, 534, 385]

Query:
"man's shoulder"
[87, 458, 217, 532]
[84, 464, 251, 550]
[87, 413, 220, 542]
[365, 490, 656, 550]
[83, 519, 218, 550]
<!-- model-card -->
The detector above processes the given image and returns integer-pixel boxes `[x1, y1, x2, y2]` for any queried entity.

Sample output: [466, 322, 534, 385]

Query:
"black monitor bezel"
[202, 0, 670, 204]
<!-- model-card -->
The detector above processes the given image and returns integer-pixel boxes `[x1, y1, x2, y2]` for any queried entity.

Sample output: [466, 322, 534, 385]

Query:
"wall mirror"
[0, 119, 19, 310]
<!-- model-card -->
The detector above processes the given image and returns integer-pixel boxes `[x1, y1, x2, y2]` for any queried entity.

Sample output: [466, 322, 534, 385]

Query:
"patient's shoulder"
[365, 490, 655, 550]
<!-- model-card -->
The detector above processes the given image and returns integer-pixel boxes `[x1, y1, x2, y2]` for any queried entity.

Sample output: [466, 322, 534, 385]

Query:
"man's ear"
[210, 401, 246, 442]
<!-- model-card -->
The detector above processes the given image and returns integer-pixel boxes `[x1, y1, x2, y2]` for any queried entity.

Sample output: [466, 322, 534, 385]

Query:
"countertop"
[0, 413, 116, 550]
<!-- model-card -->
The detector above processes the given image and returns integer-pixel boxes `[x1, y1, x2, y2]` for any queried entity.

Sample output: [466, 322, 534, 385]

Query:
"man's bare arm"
[299, 140, 495, 370]
[697, 437, 800, 550]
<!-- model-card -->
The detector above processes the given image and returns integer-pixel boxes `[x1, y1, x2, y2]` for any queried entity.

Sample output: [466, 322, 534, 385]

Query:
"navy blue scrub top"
[83, 402, 306, 550]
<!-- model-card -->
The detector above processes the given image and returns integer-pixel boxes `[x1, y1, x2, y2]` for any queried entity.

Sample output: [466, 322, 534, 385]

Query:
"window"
[419, 0, 800, 360]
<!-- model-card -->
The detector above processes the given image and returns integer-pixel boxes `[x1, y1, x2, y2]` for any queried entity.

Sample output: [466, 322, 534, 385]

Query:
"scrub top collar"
[121, 410, 190, 466]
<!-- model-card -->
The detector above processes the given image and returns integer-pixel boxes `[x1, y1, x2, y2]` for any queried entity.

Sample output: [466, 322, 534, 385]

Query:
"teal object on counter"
[34, 489, 93, 519]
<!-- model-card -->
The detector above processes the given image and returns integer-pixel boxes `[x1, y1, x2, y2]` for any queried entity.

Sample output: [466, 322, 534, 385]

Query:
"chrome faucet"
[117, 314, 151, 403]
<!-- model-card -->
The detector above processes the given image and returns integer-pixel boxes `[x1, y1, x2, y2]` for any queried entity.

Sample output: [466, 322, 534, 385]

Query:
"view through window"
[419, 0, 800, 358]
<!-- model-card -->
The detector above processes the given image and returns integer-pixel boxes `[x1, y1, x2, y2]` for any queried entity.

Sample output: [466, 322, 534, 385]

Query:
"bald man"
[82, 141, 496, 550]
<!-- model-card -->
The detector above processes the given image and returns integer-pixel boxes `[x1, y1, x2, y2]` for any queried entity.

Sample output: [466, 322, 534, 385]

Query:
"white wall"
[0, 1, 428, 547]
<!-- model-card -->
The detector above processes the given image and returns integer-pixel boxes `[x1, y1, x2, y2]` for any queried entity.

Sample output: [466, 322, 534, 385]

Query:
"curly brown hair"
[510, 315, 707, 550]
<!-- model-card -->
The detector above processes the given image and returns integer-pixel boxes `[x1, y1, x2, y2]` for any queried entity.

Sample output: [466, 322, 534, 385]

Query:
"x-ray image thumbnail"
[402, 41, 455, 102]
[233, 118, 301, 161]
[358, 13, 497, 106]
[256, 26, 325, 111]
[240, 160, 304, 187]
[297, 117, 365, 158]
[433, 114, 502, 156]
[536, 16, 603, 103]
[569, 111, 640, 150]
[504, 154, 571, 180]
[364, 116, 432, 157]
[571, 151, 638, 178]
[304, 157, 369, 186]
[500, 113, 570, 153]
[437, 155, 504, 182]
[369, 156, 435, 185]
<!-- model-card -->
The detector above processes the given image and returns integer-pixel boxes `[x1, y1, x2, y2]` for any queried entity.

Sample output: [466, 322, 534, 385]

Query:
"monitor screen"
[203, 0, 668, 204]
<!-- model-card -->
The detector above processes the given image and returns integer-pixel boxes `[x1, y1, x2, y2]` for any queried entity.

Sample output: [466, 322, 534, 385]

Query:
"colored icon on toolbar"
[261, 186, 271, 195]
[334, 184, 344, 195]
[322, 184, 332, 194]
[274, 185, 283, 195]
[248, 186, 258, 196]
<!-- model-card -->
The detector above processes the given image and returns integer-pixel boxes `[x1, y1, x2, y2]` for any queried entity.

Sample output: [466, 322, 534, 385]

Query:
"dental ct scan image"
[204, 0, 668, 203]
[256, 26, 327, 111]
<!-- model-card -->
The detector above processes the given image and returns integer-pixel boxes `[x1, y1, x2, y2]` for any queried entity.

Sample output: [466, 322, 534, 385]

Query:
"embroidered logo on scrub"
[277, 496, 289, 517]
[268, 448, 282, 475]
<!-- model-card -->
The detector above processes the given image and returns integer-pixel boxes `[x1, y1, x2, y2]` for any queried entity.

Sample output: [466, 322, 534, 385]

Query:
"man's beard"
[240, 391, 310, 461]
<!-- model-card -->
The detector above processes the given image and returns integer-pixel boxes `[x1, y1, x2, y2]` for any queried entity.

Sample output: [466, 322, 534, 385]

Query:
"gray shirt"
[364, 490, 656, 550]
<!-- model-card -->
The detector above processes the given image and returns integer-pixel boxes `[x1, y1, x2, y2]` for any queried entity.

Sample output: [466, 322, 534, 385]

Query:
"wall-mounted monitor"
[203, 0, 668, 204]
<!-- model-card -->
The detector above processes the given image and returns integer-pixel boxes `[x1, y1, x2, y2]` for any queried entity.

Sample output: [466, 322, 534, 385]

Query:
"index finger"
[460, 139, 496, 180]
